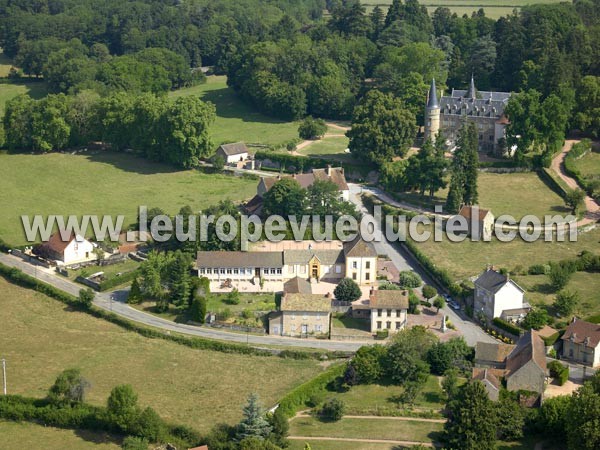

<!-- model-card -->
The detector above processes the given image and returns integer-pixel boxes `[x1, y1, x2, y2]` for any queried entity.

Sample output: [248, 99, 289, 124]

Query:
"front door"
[311, 265, 319, 279]
[255, 267, 260, 277]
[301, 324, 308, 335]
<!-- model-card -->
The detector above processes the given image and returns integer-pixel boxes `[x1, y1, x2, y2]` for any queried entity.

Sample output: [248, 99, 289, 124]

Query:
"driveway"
[348, 184, 495, 346]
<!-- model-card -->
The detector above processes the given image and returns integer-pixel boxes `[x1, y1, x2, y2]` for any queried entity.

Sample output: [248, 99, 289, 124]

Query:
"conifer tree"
[236, 393, 272, 441]
[127, 277, 142, 304]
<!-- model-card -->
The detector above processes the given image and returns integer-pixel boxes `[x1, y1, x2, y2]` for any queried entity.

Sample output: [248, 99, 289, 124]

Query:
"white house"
[473, 268, 529, 321]
[35, 231, 95, 265]
[215, 142, 249, 164]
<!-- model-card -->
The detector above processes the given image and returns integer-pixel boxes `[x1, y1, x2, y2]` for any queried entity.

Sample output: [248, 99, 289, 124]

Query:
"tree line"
[3, 91, 215, 168]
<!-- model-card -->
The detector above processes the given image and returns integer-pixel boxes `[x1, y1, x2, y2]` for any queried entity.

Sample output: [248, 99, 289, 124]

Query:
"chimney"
[327, 164, 332, 176]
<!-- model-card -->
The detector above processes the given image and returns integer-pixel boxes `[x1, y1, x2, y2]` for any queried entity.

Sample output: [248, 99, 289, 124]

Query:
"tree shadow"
[533, 282, 556, 295]
[73, 428, 123, 447]
[549, 205, 572, 214]
[83, 151, 181, 175]
[422, 391, 443, 405]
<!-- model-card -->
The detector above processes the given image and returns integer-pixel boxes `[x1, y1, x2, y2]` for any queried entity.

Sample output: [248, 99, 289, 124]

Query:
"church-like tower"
[424, 78, 440, 142]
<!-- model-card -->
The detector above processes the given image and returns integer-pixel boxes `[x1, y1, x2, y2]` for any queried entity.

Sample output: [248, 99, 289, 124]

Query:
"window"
[206, 268, 212, 274]
[352, 273, 357, 280]
[315, 325, 322, 332]
[377, 321, 382, 329]
[386, 321, 391, 329]
[199, 268, 205, 274]
[335, 265, 341, 273]
[263, 268, 269, 274]
[396, 322, 402, 329]
[365, 273, 370, 281]
[377, 309, 382, 317]
[352, 261, 358, 269]
[233, 268, 239, 274]
[276, 268, 282, 275]
[300, 266, 306, 274]
[220, 268, 226, 274]
[289, 265, 295, 273]
[396, 310, 401, 318]
[365, 261, 370, 269]
[227, 268, 232, 274]
[387, 309, 391, 317]
[271, 268, 277, 274]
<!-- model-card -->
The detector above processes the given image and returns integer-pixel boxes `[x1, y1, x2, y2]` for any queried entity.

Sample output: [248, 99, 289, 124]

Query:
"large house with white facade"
[34, 231, 95, 265]
[473, 268, 529, 322]
[196, 238, 377, 290]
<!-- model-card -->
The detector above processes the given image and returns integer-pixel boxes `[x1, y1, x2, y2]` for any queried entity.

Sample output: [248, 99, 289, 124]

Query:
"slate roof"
[458, 205, 492, 221]
[440, 81, 510, 119]
[427, 78, 439, 108]
[283, 249, 344, 265]
[506, 331, 547, 374]
[218, 142, 248, 156]
[243, 194, 264, 215]
[283, 276, 312, 294]
[343, 237, 377, 258]
[475, 341, 515, 364]
[196, 251, 283, 268]
[475, 269, 524, 294]
[562, 319, 600, 348]
[369, 289, 409, 310]
[280, 293, 331, 312]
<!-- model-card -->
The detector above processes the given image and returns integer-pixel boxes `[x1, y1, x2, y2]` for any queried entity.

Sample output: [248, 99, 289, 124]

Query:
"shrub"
[77, 288, 95, 309]
[122, 436, 149, 450]
[422, 285, 437, 299]
[375, 329, 389, 340]
[398, 271, 422, 289]
[548, 361, 569, 386]
[521, 308, 550, 330]
[493, 317, 522, 336]
[224, 288, 240, 305]
[319, 398, 345, 421]
[189, 295, 207, 323]
[528, 264, 550, 275]
[298, 116, 327, 140]
[333, 278, 362, 302]
[98, 270, 138, 291]
[548, 262, 576, 291]
[554, 290, 580, 317]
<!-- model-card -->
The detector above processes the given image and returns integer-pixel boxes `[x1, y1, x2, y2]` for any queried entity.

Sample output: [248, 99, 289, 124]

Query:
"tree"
[212, 155, 226, 170]
[565, 189, 586, 214]
[347, 90, 417, 165]
[538, 395, 570, 439]
[397, 381, 423, 406]
[446, 121, 479, 213]
[398, 271, 422, 288]
[127, 278, 143, 304]
[433, 296, 445, 312]
[521, 308, 550, 330]
[77, 288, 95, 309]
[190, 295, 207, 323]
[107, 385, 140, 432]
[385, 326, 437, 385]
[554, 290, 580, 317]
[320, 398, 345, 421]
[566, 383, 600, 450]
[349, 345, 387, 384]
[131, 407, 164, 442]
[426, 337, 472, 375]
[444, 381, 497, 450]
[548, 262, 575, 291]
[225, 288, 241, 305]
[307, 180, 356, 220]
[333, 278, 362, 302]
[298, 116, 327, 140]
[495, 395, 525, 441]
[408, 290, 420, 314]
[237, 393, 272, 441]
[268, 408, 289, 448]
[442, 368, 460, 401]
[48, 368, 90, 404]
[262, 178, 306, 218]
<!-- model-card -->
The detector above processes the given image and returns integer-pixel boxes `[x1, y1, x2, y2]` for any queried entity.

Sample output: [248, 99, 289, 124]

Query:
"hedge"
[98, 270, 139, 291]
[492, 317, 523, 336]
[0, 395, 200, 448]
[254, 150, 330, 172]
[548, 361, 569, 386]
[277, 363, 345, 417]
[0, 262, 347, 361]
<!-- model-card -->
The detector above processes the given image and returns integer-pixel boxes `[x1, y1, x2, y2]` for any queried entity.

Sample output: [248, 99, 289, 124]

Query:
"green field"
[0, 278, 324, 433]
[0, 151, 257, 245]
[299, 136, 354, 164]
[362, 0, 565, 20]
[572, 147, 600, 180]
[170, 75, 300, 147]
[0, 421, 121, 449]
[289, 416, 443, 442]
[412, 225, 600, 282]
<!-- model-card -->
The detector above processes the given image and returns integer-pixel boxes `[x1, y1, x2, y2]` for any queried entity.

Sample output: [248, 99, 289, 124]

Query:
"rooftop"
[280, 293, 331, 312]
[218, 142, 248, 156]
[562, 318, 600, 348]
[369, 289, 409, 310]
[475, 268, 524, 295]
[196, 251, 283, 268]
[283, 276, 312, 294]
[458, 205, 492, 221]
[506, 331, 547, 374]
[475, 341, 515, 364]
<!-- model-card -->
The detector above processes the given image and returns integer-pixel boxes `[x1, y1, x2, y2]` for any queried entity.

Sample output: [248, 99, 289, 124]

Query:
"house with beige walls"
[269, 292, 331, 337]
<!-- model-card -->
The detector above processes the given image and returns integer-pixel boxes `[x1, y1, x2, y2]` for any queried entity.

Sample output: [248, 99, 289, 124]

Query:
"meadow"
[361, 0, 565, 19]
[0, 80, 46, 115]
[170, 75, 301, 147]
[0, 278, 324, 433]
[0, 151, 257, 245]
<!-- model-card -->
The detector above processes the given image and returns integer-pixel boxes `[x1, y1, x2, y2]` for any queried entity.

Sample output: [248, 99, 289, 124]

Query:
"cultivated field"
[361, 0, 565, 19]
[170, 76, 300, 147]
[0, 152, 257, 245]
[0, 277, 324, 433]
[0, 421, 121, 450]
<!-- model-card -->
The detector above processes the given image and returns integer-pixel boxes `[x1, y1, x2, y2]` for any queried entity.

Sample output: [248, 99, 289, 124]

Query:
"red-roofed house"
[34, 231, 95, 265]
[562, 318, 600, 367]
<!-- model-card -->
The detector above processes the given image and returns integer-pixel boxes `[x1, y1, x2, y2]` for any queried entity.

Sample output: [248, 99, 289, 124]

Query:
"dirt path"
[288, 436, 436, 447]
[550, 139, 600, 227]
[294, 412, 446, 423]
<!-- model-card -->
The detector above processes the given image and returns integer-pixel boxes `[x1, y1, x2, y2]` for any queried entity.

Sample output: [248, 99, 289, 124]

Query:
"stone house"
[363, 289, 409, 334]
[505, 331, 547, 395]
[268, 292, 331, 337]
[561, 318, 600, 367]
[215, 142, 249, 164]
[455, 205, 494, 241]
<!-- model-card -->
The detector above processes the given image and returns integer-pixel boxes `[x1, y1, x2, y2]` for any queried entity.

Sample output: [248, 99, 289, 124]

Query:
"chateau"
[424, 77, 511, 155]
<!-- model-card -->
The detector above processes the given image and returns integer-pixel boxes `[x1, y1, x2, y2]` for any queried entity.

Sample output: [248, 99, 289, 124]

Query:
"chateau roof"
[440, 78, 510, 119]
[427, 78, 439, 108]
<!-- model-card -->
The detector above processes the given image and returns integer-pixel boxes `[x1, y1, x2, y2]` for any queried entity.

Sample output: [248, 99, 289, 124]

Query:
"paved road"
[348, 184, 496, 346]
[0, 253, 363, 352]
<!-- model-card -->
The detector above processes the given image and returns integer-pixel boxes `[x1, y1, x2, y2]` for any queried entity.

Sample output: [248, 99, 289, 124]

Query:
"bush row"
[564, 140, 597, 198]
[492, 317, 522, 336]
[255, 150, 330, 172]
[0, 263, 342, 361]
[277, 364, 345, 418]
[0, 395, 199, 448]
[98, 270, 139, 291]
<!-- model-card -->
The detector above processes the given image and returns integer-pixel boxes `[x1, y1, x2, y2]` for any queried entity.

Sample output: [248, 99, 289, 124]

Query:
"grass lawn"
[0, 80, 47, 115]
[288, 440, 409, 450]
[0, 151, 257, 245]
[514, 271, 600, 319]
[300, 136, 349, 157]
[170, 75, 300, 147]
[0, 421, 121, 450]
[325, 376, 446, 413]
[0, 278, 324, 433]
[67, 259, 139, 281]
[411, 225, 600, 282]
[288, 416, 443, 443]
[331, 314, 371, 332]
[572, 147, 600, 180]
